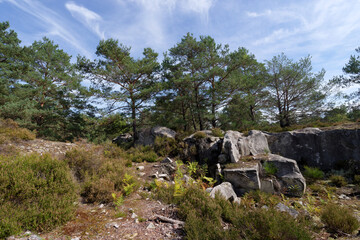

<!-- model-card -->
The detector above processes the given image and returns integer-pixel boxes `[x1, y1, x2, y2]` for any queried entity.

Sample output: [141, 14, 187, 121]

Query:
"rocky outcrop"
[112, 133, 132, 145]
[257, 154, 306, 197]
[223, 161, 261, 196]
[119, 126, 177, 146]
[221, 130, 269, 163]
[183, 130, 222, 166]
[266, 127, 360, 172]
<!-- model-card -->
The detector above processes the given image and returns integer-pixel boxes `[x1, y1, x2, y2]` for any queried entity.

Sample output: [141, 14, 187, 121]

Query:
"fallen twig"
[154, 214, 185, 226]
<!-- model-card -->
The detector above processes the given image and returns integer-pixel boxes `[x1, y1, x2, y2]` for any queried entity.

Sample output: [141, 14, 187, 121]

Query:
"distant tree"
[266, 53, 325, 127]
[78, 39, 160, 142]
[332, 47, 360, 104]
[157, 33, 262, 131]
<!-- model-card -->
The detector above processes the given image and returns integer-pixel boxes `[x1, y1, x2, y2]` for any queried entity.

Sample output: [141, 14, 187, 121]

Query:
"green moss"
[211, 128, 224, 137]
[193, 131, 207, 139]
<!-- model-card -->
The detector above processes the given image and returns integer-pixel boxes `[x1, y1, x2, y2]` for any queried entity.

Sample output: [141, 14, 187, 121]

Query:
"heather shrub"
[0, 153, 77, 238]
[0, 118, 36, 144]
[329, 175, 347, 187]
[154, 136, 178, 157]
[321, 203, 359, 234]
[65, 145, 135, 203]
[193, 131, 207, 139]
[303, 166, 324, 183]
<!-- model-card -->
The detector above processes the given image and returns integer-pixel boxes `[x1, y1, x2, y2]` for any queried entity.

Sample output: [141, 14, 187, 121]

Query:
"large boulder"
[183, 130, 222, 166]
[221, 130, 270, 163]
[112, 133, 132, 145]
[209, 182, 237, 201]
[256, 154, 306, 197]
[223, 161, 261, 196]
[135, 126, 176, 146]
[266, 127, 360, 172]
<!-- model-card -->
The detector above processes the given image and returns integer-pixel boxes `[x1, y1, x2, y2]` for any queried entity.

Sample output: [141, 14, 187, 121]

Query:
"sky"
[1, 0, 360, 83]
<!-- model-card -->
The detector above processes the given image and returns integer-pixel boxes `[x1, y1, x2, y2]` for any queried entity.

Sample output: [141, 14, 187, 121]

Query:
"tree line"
[1, 21, 359, 142]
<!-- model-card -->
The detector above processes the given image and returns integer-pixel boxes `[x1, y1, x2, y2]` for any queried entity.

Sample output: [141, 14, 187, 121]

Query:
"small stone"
[205, 187, 213, 193]
[71, 237, 81, 240]
[138, 172, 146, 177]
[131, 212, 138, 218]
[161, 157, 173, 164]
[147, 222, 156, 229]
[128, 208, 134, 212]
[275, 203, 299, 218]
[135, 218, 139, 223]
[339, 194, 350, 200]
[158, 174, 170, 181]
[105, 222, 119, 229]
[29, 234, 42, 240]
[137, 166, 145, 171]
[99, 204, 104, 208]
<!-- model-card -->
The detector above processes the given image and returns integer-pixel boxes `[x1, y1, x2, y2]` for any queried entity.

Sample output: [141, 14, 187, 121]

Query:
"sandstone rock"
[266, 127, 360, 171]
[222, 130, 243, 163]
[136, 126, 176, 146]
[260, 154, 306, 197]
[209, 182, 237, 201]
[223, 162, 261, 195]
[275, 203, 299, 218]
[112, 133, 132, 145]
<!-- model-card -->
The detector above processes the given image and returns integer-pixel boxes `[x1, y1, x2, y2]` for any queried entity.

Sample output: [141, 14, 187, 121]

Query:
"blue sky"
[1, 0, 360, 82]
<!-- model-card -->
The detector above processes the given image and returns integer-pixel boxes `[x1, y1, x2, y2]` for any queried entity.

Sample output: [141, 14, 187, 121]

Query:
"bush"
[0, 118, 36, 144]
[155, 185, 311, 240]
[154, 136, 178, 157]
[193, 131, 207, 139]
[211, 128, 224, 137]
[330, 175, 347, 187]
[321, 203, 359, 234]
[303, 166, 324, 183]
[353, 175, 360, 185]
[0, 153, 78, 238]
[65, 145, 134, 203]
[263, 161, 277, 176]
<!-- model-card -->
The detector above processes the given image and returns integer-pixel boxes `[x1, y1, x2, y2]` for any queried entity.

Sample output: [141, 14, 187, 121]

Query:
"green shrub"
[353, 175, 360, 185]
[211, 128, 224, 137]
[263, 161, 277, 176]
[193, 131, 207, 139]
[330, 175, 347, 187]
[65, 146, 133, 203]
[154, 136, 179, 157]
[0, 118, 36, 144]
[303, 166, 324, 183]
[126, 146, 159, 163]
[0, 153, 78, 238]
[321, 203, 359, 234]
[154, 185, 311, 240]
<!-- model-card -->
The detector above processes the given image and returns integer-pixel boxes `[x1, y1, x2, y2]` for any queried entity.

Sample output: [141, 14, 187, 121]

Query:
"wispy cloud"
[4, 0, 91, 57]
[65, 1, 105, 39]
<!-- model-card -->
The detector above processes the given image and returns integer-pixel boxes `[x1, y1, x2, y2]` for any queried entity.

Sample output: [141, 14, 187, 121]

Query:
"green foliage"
[155, 185, 311, 240]
[154, 136, 178, 157]
[303, 166, 324, 183]
[0, 153, 78, 238]
[329, 175, 347, 187]
[64, 145, 132, 203]
[266, 53, 326, 128]
[321, 203, 359, 234]
[211, 128, 224, 137]
[263, 161, 278, 176]
[193, 131, 207, 139]
[126, 146, 159, 163]
[0, 118, 36, 144]
[354, 175, 360, 185]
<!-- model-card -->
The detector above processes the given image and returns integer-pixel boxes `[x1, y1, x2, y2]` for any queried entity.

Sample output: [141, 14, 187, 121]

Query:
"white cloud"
[4, 0, 91, 57]
[246, 10, 272, 18]
[65, 1, 105, 39]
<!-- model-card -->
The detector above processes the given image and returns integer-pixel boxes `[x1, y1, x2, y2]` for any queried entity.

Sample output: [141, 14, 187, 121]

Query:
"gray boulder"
[222, 130, 270, 163]
[209, 182, 237, 201]
[257, 154, 306, 197]
[275, 203, 299, 218]
[266, 127, 360, 172]
[112, 133, 132, 145]
[223, 161, 261, 196]
[136, 126, 176, 146]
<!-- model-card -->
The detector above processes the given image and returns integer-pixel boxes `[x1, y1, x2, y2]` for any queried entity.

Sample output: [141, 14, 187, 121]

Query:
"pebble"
[131, 213, 138, 218]
[147, 223, 156, 229]
[137, 166, 145, 171]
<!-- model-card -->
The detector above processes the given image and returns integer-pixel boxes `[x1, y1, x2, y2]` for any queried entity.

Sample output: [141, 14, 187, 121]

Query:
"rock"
[260, 179, 275, 194]
[183, 131, 223, 167]
[262, 154, 306, 197]
[266, 127, 360, 172]
[112, 133, 132, 145]
[158, 174, 170, 181]
[137, 166, 145, 171]
[339, 194, 351, 200]
[222, 130, 270, 163]
[209, 182, 237, 201]
[275, 203, 299, 218]
[223, 162, 261, 195]
[161, 157, 173, 164]
[147, 222, 156, 229]
[206, 187, 213, 193]
[138, 172, 146, 177]
[131, 212, 138, 218]
[222, 130, 243, 163]
[233, 197, 241, 205]
[105, 222, 119, 229]
[136, 126, 176, 146]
